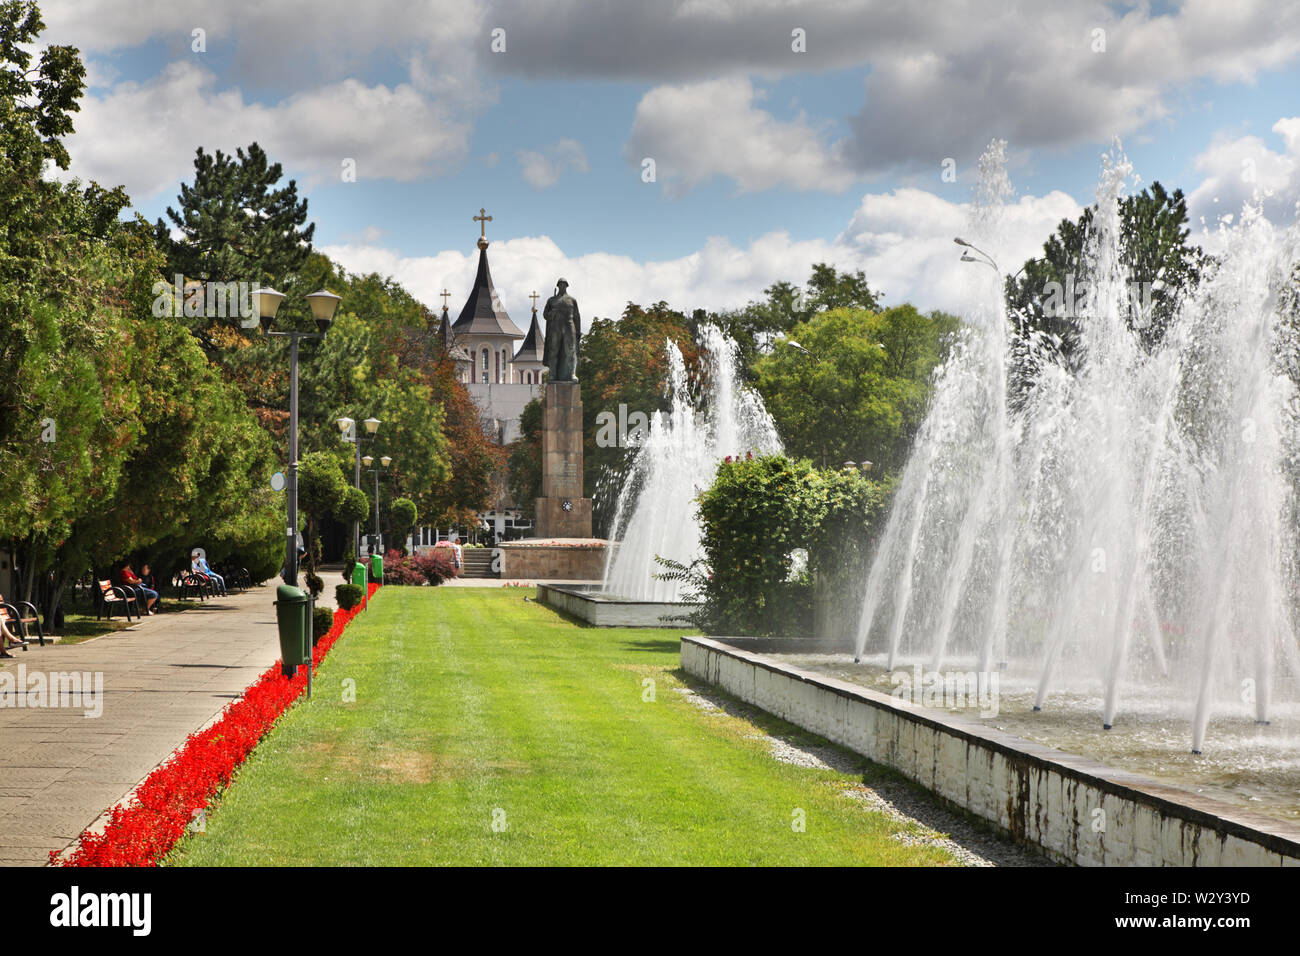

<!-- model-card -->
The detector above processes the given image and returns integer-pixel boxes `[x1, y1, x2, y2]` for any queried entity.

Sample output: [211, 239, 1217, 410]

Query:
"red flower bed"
[52, 581, 381, 867]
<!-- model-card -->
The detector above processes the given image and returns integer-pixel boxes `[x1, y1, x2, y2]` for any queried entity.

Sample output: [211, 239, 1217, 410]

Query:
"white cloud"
[479, 0, 1300, 184]
[625, 76, 856, 195]
[516, 139, 589, 188]
[323, 185, 1081, 322]
[1186, 118, 1300, 231]
[61, 61, 470, 200]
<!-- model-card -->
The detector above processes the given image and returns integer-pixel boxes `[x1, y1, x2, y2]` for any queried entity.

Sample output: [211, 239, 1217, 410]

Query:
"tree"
[710, 263, 882, 377]
[388, 498, 418, 553]
[752, 305, 960, 473]
[1006, 181, 1209, 361]
[577, 302, 701, 533]
[155, 142, 314, 288]
[297, 451, 349, 575]
[506, 398, 543, 519]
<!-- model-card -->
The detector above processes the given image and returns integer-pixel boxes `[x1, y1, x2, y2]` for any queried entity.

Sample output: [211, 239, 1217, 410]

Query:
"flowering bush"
[413, 549, 457, 584]
[382, 548, 458, 585]
[53, 580, 380, 867]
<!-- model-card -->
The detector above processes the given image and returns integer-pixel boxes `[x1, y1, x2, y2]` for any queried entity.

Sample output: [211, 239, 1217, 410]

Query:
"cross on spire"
[440, 289, 451, 309]
[530, 290, 539, 313]
[473, 207, 493, 239]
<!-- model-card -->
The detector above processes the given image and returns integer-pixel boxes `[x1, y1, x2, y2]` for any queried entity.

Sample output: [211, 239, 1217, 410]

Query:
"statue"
[543, 278, 581, 382]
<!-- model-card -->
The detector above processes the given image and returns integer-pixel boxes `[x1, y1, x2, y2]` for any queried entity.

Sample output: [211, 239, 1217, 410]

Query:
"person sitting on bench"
[120, 563, 158, 615]
[0, 595, 29, 657]
[191, 551, 227, 596]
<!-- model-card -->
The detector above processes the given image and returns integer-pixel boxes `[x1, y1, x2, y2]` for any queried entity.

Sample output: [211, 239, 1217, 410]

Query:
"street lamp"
[252, 286, 342, 586]
[361, 455, 392, 557]
[336, 415, 382, 560]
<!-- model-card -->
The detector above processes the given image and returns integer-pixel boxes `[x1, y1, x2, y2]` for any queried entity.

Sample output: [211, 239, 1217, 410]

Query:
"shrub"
[312, 606, 334, 642]
[335, 583, 364, 610]
[304, 569, 325, 599]
[413, 549, 458, 584]
[659, 454, 890, 638]
[379, 548, 458, 586]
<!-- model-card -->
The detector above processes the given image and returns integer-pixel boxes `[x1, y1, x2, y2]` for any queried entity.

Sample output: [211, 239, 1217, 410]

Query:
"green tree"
[1006, 181, 1209, 361]
[155, 142, 314, 287]
[506, 398, 543, 520]
[710, 263, 882, 377]
[577, 302, 701, 534]
[752, 305, 959, 473]
[388, 497, 418, 553]
[297, 451, 349, 573]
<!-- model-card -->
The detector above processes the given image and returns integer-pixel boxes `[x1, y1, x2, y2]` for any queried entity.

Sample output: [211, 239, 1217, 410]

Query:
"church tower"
[514, 293, 547, 385]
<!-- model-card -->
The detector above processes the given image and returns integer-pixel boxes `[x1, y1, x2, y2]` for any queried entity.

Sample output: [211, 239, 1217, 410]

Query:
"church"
[436, 208, 546, 444]
[421, 208, 550, 548]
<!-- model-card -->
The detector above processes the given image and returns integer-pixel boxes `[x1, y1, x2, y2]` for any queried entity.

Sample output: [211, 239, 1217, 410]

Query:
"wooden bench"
[1, 600, 43, 648]
[96, 580, 139, 621]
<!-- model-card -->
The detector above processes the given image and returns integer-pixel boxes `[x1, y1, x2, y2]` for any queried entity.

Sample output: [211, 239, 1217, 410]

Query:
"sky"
[39, 0, 1300, 324]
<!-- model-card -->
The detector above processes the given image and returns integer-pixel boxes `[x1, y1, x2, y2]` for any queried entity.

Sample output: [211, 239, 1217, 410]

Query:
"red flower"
[52, 581, 382, 867]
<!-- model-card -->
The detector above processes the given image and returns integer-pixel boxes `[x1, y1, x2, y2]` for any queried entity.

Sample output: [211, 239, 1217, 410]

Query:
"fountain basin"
[682, 635, 1300, 866]
[537, 584, 697, 627]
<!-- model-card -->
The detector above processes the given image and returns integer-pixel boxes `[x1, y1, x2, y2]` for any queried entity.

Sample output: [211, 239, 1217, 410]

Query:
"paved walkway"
[0, 585, 301, 866]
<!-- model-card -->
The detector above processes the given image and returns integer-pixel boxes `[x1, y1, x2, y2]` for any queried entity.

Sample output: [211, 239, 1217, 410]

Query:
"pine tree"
[155, 142, 314, 287]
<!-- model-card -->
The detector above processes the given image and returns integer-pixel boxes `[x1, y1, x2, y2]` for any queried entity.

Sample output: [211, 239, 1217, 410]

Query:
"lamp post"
[252, 287, 342, 586]
[362, 455, 392, 557]
[336, 415, 382, 560]
[252, 285, 341, 701]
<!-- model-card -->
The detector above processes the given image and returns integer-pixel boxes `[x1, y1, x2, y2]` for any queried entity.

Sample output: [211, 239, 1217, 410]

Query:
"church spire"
[452, 207, 524, 339]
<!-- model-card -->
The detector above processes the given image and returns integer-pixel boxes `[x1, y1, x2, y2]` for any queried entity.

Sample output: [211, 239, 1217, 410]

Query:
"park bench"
[1, 600, 43, 648]
[217, 565, 251, 592]
[95, 580, 139, 621]
[172, 569, 212, 601]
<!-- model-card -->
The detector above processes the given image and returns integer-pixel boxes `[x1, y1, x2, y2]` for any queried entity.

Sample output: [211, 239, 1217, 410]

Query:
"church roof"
[514, 310, 545, 363]
[438, 307, 471, 361]
[451, 239, 524, 339]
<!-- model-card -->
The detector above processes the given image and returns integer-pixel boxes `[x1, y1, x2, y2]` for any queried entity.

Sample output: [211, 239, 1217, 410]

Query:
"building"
[443, 213, 544, 444]
[419, 210, 552, 547]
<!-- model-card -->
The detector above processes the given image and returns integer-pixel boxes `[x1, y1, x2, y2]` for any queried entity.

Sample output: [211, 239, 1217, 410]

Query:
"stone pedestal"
[536, 382, 592, 539]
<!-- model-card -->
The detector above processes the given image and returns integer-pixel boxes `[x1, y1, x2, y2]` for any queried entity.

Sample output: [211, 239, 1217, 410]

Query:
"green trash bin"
[351, 562, 368, 590]
[274, 584, 310, 677]
[370, 552, 383, 582]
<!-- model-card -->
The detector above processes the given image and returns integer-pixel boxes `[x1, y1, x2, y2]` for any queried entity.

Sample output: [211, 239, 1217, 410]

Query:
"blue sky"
[43, 0, 1300, 321]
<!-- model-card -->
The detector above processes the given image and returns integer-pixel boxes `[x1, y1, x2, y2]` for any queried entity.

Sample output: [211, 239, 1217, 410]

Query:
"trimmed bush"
[312, 606, 334, 642]
[335, 583, 364, 610]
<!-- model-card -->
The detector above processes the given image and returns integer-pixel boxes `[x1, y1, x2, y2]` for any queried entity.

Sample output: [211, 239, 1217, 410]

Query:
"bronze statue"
[543, 278, 581, 382]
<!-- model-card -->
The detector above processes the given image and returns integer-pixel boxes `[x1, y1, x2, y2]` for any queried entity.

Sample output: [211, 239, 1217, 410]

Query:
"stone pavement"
[0, 585, 300, 866]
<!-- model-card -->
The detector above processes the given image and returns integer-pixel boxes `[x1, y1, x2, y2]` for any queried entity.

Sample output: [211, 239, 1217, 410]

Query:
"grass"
[169, 587, 962, 866]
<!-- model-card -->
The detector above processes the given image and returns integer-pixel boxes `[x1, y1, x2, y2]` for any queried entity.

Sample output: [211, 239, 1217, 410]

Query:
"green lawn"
[170, 587, 961, 866]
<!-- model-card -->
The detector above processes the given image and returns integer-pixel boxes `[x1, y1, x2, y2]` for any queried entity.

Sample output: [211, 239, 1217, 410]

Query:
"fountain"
[538, 325, 781, 625]
[849, 141, 1300, 756]
[680, 142, 1300, 862]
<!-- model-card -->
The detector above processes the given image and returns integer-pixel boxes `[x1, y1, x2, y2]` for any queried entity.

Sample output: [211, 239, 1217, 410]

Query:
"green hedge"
[659, 454, 890, 638]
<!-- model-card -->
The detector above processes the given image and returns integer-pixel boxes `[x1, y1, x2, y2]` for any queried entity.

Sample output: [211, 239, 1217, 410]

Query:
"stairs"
[460, 548, 498, 579]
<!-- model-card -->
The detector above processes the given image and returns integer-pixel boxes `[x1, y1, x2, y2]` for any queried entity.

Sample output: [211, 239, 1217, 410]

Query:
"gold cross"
[530, 290, 539, 312]
[440, 289, 451, 308]
[473, 207, 493, 239]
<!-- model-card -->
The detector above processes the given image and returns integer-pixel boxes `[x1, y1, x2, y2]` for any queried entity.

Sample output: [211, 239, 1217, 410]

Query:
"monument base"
[534, 496, 593, 539]
[499, 538, 608, 581]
